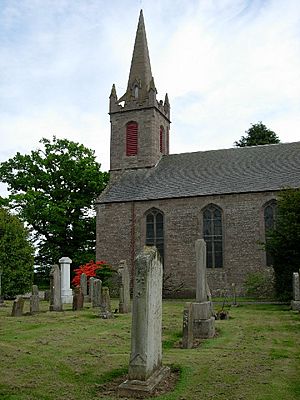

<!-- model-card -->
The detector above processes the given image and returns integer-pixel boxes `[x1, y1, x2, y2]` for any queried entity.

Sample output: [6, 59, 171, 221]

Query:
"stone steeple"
[109, 10, 170, 173]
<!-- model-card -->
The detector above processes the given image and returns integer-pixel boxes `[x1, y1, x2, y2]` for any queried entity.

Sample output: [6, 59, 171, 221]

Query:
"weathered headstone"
[49, 264, 62, 311]
[89, 277, 95, 302]
[119, 246, 169, 396]
[59, 256, 73, 304]
[182, 302, 194, 349]
[291, 271, 300, 311]
[72, 287, 84, 311]
[44, 290, 50, 301]
[100, 286, 113, 319]
[80, 273, 88, 297]
[30, 285, 40, 314]
[11, 296, 25, 317]
[118, 260, 131, 313]
[183, 239, 215, 341]
[92, 279, 102, 308]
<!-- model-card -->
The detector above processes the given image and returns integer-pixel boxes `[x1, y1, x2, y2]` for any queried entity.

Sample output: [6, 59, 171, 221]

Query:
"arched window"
[264, 200, 277, 266]
[126, 121, 138, 156]
[203, 204, 223, 268]
[145, 208, 164, 263]
[160, 126, 164, 153]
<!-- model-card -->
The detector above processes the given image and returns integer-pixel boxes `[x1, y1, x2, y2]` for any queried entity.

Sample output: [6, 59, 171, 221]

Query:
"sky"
[1, 0, 300, 197]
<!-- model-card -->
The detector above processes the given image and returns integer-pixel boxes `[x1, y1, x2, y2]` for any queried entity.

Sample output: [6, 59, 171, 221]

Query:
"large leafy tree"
[266, 189, 300, 299]
[0, 137, 109, 272]
[235, 122, 280, 147]
[0, 207, 34, 298]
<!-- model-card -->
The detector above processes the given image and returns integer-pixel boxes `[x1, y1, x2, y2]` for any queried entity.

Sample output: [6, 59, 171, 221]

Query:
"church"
[96, 11, 300, 296]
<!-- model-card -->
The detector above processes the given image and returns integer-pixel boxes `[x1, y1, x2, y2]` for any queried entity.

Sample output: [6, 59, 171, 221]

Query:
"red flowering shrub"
[71, 260, 111, 287]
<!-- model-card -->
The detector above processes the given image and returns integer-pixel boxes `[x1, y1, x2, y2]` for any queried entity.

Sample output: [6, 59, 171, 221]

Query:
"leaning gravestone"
[291, 271, 300, 311]
[100, 287, 113, 319]
[92, 279, 102, 308]
[119, 246, 169, 396]
[30, 285, 40, 314]
[118, 260, 131, 313]
[11, 296, 25, 317]
[49, 264, 62, 311]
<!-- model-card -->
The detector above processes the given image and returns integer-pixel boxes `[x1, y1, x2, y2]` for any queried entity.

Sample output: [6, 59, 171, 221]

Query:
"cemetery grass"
[0, 301, 299, 400]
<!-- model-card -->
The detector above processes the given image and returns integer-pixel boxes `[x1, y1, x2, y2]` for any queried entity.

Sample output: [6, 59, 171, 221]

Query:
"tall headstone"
[59, 257, 73, 304]
[89, 277, 95, 303]
[30, 285, 40, 314]
[196, 239, 207, 303]
[100, 286, 113, 319]
[11, 296, 25, 317]
[92, 279, 102, 308]
[119, 247, 169, 396]
[49, 264, 62, 311]
[182, 302, 194, 349]
[80, 273, 88, 297]
[118, 260, 131, 313]
[291, 271, 300, 311]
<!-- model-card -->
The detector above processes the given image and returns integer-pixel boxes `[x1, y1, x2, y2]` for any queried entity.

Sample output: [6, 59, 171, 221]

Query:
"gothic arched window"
[126, 121, 138, 156]
[264, 200, 277, 266]
[160, 126, 164, 153]
[145, 208, 164, 263]
[203, 204, 223, 268]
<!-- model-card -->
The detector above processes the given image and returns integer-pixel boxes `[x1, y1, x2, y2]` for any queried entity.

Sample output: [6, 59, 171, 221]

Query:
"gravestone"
[11, 296, 25, 317]
[118, 260, 131, 313]
[119, 246, 169, 396]
[80, 273, 88, 299]
[100, 286, 113, 319]
[89, 277, 95, 302]
[72, 287, 84, 311]
[30, 285, 40, 314]
[182, 302, 194, 349]
[291, 271, 300, 311]
[49, 264, 62, 311]
[44, 290, 50, 301]
[59, 256, 73, 304]
[92, 279, 102, 308]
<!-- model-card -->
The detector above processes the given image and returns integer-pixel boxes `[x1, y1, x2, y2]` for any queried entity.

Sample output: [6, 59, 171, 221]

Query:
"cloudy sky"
[1, 0, 300, 195]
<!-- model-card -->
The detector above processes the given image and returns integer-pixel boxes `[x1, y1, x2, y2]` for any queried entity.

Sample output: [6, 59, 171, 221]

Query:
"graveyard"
[0, 298, 299, 400]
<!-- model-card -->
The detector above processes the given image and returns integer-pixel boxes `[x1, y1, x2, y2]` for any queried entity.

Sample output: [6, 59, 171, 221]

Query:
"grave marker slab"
[11, 296, 25, 317]
[49, 264, 62, 311]
[118, 260, 131, 313]
[30, 285, 40, 314]
[100, 287, 113, 319]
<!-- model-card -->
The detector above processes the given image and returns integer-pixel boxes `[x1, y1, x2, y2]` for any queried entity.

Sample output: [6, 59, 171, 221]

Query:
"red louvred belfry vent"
[126, 122, 138, 156]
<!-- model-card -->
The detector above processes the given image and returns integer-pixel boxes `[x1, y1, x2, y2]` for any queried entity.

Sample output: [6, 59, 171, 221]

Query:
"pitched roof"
[97, 142, 300, 204]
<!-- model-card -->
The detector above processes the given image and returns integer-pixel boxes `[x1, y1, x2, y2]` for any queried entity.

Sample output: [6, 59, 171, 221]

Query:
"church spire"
[124, 10, 154, 104]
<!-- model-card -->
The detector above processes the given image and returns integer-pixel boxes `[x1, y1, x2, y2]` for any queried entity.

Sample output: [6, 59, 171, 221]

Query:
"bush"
[243, 270, 275, 299]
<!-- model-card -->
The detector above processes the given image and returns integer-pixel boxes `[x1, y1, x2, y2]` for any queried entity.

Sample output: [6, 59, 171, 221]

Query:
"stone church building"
[96, 11, 300, 296]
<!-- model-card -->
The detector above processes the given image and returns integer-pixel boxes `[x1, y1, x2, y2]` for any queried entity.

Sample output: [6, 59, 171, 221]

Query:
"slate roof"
[97, 142, 300, 204]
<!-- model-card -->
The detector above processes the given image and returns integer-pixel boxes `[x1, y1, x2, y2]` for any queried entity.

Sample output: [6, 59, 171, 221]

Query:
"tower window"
[160, 126, 164, 153]
[146, 208, 164, 263]
[264, 200, 277, 266]
[203, 204, 223, 268]
[126, 122, 138, 156]
[134, 86, 139, 99]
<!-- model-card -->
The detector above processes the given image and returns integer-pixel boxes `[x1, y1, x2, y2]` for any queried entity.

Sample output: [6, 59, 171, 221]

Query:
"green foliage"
[235, 122, 280, 147]
[266, 188, 300, 299]
[243, 271, 275, 299]
[0, 207, 34, 297]
[0, 137, 109, 275]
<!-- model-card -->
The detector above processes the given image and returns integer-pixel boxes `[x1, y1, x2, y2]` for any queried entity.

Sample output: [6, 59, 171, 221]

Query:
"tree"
[265, 189, 300, 299]
[0, 207, 34, 298]
[0, 137, 109, 273]
[234, 122, 280, 147]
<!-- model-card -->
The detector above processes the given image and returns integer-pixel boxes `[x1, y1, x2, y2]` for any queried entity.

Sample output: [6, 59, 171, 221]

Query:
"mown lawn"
[0, 299, 299, 400]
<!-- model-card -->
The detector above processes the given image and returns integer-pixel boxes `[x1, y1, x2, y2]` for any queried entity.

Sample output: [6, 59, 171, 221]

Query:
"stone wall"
[96, 190, 278, 296]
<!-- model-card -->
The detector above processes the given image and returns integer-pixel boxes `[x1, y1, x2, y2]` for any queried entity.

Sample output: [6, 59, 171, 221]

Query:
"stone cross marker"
[49, 264, 62, 312]
[11, 296, 25, 317]
[59, 256, 73, 304]
[30, 285, 40, 314]
[291, 271, 300, 311]
[119, 246, 169, 396]
[80, 273, 88, 297]
[118, 260, 131, 313]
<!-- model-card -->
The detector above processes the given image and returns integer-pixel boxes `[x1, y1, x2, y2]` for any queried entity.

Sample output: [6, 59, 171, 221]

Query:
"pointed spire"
[110, 84, 117, 99]
[125, 10, 153, 103]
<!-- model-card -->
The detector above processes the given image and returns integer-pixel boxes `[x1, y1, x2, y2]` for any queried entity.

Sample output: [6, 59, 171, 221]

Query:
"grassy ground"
[0, 299, 299, 400]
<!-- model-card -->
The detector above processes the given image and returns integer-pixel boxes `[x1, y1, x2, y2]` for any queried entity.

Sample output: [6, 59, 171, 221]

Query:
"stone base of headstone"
[118, 366, 170, 398]
[291, 300, 300, 311]
[192, 302, 215, 339]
